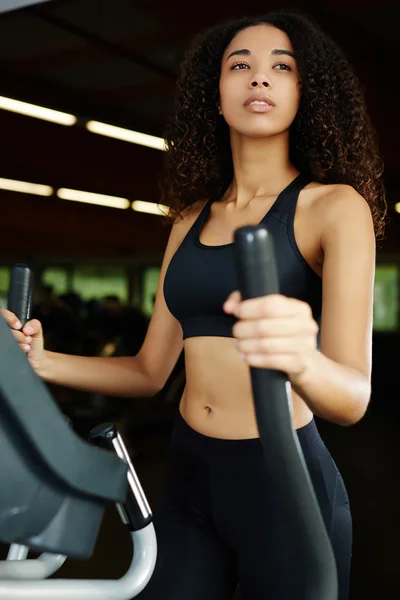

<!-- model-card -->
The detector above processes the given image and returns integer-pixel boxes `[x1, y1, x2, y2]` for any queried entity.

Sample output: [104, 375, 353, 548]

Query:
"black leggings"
[137, 411, 352, 600]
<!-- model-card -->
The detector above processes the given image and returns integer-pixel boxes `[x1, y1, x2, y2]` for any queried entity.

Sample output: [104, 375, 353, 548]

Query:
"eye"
[231, 62, 249, 70]
[274, 62, 292, 71]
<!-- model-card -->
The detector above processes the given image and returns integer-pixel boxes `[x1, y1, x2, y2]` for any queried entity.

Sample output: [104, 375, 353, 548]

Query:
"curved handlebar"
[234, 225, 338, 600]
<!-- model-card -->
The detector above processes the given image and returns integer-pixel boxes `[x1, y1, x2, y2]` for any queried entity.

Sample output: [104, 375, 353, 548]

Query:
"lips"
[244, 94, 275, 107]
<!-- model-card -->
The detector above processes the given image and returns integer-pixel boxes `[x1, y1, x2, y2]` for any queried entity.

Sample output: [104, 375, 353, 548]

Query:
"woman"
[2, 10, 387, 600]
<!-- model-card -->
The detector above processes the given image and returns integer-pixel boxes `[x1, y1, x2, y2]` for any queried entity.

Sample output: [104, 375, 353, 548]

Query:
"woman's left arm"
[224, 186, 376, 426]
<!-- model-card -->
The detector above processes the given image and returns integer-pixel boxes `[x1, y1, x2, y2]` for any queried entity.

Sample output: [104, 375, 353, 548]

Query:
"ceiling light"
[132, 200, 169, 216]
[0, 95, 77, 126]
[395, 203, 400, 214]
[57, 188, 130, 209]
[86, 120, 166, 151]
[0, 177, 53, 196]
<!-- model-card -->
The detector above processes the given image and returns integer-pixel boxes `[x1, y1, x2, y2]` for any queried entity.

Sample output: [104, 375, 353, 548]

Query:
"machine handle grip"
[233, 225, 338, 600]
[7, 264, 33, 326]
[234, 225, 279, 298]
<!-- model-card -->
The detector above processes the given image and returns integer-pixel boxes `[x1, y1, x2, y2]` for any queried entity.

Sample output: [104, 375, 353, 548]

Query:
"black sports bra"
[163, 173, 322, 340]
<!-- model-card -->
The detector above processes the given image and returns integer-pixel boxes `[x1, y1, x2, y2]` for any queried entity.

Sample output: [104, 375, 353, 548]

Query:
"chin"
[235, 124, 286, 139]
[227, 116, 293, 140]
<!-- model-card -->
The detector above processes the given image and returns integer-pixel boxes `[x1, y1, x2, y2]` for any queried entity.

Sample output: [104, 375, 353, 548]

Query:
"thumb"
[22, 319, 43, 337]
[223, 290, 241, 312]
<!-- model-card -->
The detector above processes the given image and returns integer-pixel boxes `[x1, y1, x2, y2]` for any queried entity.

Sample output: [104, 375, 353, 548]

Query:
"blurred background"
[0, 0, 399, 598]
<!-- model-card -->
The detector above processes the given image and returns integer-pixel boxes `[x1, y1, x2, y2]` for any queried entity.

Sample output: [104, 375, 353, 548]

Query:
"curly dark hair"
[160, 11, 388, 240]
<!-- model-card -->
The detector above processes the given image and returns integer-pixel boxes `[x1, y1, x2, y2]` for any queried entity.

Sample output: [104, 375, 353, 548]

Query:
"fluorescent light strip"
[86, 120, 166, 151]
[0, 176, 166, 215]
[0, 177, 53, 196]
[132, 200, 169, 216]
[0, 94, 164, 150]
[0, 95, 77, 126]
[57, 188, 130, 209]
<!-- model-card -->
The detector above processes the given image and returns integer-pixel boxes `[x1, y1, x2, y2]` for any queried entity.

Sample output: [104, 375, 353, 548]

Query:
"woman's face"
[219, 24, 301, 139]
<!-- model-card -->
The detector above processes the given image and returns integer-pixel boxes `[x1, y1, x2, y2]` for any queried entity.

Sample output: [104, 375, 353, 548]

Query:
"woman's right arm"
[1, 210, 199, 398]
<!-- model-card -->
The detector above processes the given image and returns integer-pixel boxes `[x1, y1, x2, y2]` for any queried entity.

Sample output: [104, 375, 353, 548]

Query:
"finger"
[233, 316, 313, 340]
[22, 319, 42, 337]
[0, 309, 22, 329]
[11, 330, 32, 345]
[223, 291, 241, 312]
[236, 336, 312, 355]
[244, 352, 298, 371]
[235, 295, 302, 320]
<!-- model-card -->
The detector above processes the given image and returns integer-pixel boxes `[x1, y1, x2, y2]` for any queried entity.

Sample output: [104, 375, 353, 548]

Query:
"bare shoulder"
[309, 182, 372, 219]
[305, 182, 374, 240]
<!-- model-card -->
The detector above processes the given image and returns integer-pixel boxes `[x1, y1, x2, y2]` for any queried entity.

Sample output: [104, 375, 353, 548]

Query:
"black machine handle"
[7, 264, 34, 326]
[89, 423, 153, 532]
[234, 225, 338, 600]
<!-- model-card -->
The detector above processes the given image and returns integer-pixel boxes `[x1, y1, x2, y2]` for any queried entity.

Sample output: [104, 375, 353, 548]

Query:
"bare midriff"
[179, 336, 314, 439]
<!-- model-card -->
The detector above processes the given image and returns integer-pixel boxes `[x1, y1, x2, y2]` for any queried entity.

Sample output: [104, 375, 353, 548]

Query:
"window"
[373, 265, 398, 332]
[72, 265, 128, 302]
[142, 267, 161, 317]
[0, 267, 9, 309]
[42, 268, 68, 296]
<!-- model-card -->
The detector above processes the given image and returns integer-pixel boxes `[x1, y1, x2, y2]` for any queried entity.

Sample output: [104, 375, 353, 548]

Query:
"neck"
[227, 131, 299, 207]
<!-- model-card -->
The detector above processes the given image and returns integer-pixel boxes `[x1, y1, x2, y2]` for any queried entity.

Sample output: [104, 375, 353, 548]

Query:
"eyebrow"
[226, 48, 295, 61]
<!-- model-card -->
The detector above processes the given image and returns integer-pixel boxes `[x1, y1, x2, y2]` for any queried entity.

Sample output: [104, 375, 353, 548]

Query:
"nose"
[249, 74, 270, 88]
